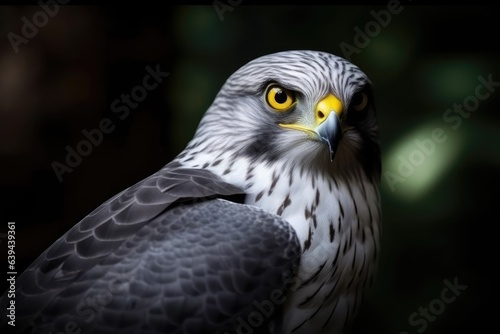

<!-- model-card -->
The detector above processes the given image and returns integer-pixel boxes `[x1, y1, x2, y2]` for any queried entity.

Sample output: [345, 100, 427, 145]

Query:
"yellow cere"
[315, 94, 343, 126]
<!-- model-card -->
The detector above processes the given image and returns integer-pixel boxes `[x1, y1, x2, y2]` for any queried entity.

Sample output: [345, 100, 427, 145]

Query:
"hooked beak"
[279, 94, 343, 161]
[315, 106, 342, 161]
[314, 94, 343, 161]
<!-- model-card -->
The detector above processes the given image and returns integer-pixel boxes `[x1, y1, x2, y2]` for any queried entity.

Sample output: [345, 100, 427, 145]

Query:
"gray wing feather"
[0, 165, 300, 334]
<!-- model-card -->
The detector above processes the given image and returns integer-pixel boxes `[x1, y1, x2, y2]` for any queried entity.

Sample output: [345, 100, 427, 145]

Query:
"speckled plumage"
[177, 50, 381, 333]
[0, 50, 381, 334]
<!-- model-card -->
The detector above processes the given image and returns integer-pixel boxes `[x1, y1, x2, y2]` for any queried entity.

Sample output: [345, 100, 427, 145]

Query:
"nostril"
[318, 111, 325, 119]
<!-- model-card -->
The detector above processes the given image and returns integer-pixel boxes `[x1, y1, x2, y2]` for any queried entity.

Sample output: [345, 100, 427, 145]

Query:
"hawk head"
[190, 50, 380, 181]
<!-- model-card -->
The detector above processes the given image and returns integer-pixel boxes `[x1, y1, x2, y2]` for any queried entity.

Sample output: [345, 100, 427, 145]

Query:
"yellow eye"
[350, 91, 368, 111]
[266, 84, 295, 111]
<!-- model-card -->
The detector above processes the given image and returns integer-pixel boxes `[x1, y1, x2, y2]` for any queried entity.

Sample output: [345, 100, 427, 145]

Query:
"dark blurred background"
[0, 5, 498, 334]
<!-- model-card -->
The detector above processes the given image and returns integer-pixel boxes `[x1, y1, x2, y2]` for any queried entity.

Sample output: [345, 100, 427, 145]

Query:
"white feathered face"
[194, 50, 381, 181]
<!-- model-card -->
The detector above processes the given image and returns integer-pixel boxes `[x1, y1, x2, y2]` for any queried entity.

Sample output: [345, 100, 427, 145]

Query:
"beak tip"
[316, 112, 342, 162]
[320, 135, 336, 161]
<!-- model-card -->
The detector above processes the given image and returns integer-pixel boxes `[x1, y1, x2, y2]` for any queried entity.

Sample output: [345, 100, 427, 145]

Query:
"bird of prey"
[1, 50, 381, 334]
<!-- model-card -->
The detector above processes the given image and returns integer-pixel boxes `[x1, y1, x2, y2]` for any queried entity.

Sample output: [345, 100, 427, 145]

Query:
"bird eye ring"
[266, 84, 295, 111]
[350, 91, 368, 111]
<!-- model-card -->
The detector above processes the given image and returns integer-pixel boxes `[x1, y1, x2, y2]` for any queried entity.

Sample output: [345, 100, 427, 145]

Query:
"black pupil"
[275, 89, 288, 104]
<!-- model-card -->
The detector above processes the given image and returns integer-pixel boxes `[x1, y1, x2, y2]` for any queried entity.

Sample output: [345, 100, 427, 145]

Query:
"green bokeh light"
[170, 60, 219, 149]
[382, 120, 464, 201]
[365, 31, 413, 76]
[175, 6, 236, 54]
[422, 60, 485, 104]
